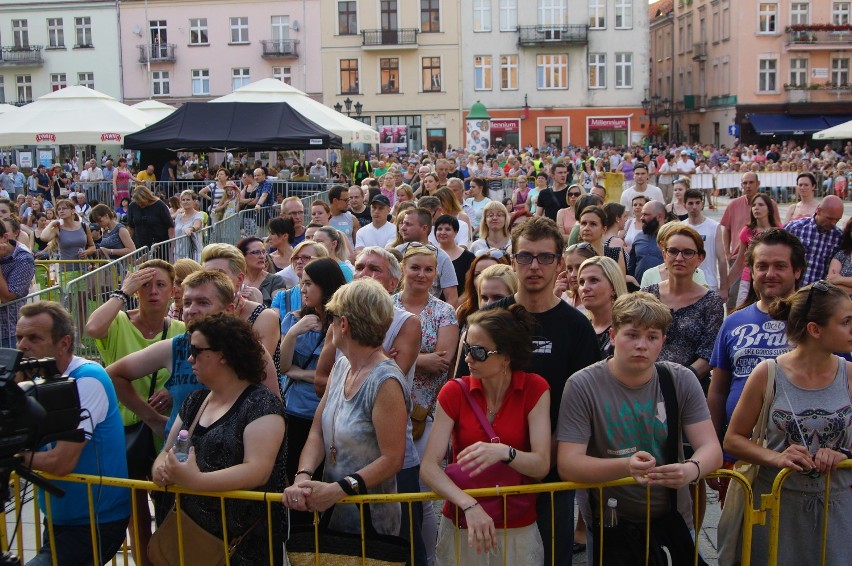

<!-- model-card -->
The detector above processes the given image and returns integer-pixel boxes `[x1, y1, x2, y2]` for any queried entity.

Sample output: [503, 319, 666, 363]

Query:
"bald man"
[785, 194, 845, 285]
[628, 200, 667, 284]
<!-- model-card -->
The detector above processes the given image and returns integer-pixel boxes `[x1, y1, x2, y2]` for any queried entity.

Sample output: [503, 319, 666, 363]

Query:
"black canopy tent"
[124, 102, 344, 151]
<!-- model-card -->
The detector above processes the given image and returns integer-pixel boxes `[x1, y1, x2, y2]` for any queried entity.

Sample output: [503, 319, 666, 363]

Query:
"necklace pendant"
[329, 445, 337, 465]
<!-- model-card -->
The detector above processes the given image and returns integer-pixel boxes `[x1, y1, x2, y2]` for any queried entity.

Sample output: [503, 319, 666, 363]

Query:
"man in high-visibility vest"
[352, 154, 372, 185]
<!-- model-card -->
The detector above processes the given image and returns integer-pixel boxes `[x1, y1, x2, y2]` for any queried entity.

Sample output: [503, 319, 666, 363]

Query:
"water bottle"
[173, 430, 191, 463]
[604, 498, 618, 528]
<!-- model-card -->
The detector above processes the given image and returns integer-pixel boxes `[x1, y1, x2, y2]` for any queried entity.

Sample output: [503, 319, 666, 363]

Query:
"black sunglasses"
[803, 280, 830, 320]
[567, 191, 581, 198]
[462, 341, 499, 362]
[189, 345, 217, 358]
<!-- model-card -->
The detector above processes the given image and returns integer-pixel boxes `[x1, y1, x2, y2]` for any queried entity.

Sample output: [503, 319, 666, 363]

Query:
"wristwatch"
[337, 475, 361, 496]
[503, 446, 517, 464]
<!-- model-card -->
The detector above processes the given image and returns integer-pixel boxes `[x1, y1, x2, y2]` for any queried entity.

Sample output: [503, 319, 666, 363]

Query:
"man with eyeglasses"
[619, 163, 664, 208]
[280, 196, 307, 246]
[784, 194, 844, 286]
[455, 216, 600, 566]
[328, 185, 358, 247]
[708, 229, 805, 505]
[393, 208, 459, 307]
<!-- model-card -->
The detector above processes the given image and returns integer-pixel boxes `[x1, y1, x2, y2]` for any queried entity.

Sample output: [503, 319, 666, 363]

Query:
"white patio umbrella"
[813, 119, 852, 140]
[130, 99, 177, 123]
[0, 104, 19, 115]
[211, 79, 379, 144]
[0, 86, 152, 145]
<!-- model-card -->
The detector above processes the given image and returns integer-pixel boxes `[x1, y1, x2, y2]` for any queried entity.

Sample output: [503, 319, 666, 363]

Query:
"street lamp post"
[642, 96, 672, 145]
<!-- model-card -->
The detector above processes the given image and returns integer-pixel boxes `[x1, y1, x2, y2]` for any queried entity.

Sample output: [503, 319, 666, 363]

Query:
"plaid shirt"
[784, 216, 842, 285]
[0, 241, 35, 347]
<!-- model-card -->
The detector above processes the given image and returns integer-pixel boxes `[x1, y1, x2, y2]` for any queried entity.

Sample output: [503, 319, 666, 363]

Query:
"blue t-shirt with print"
[165, 333, 206, 436]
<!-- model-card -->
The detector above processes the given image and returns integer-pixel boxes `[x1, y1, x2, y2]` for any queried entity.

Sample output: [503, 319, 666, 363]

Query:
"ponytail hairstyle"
[767, 280, 849, 344]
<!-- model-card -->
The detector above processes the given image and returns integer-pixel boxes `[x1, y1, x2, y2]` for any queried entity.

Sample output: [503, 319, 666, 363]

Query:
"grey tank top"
[58, 224, 87, 261]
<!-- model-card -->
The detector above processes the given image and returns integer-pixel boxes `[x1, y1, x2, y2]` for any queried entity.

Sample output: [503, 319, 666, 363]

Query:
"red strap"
[453, 378, 500, 443]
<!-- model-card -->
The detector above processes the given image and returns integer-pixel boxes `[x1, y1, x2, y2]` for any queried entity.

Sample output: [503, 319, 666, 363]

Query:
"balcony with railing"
[360, 29, 418, 49]
[683, 94, 707, 111]
[786, 27, 852, 50]
[137, 43, 176, 64]
[0, 46, 43, 67]
[517, 25, 588, 46]
[692, 42, 707, 61]
[261, 39, 299, 58]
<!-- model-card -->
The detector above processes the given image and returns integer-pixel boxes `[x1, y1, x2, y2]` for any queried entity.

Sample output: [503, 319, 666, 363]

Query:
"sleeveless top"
[247, 304, 281, 376]
[58, 224, 88, 268]
[99, 223, 125, 251]
[603, 236, 625, 265]
[166, 333, 206, 436]
[115, 168, 131, 191]
[621, 161, 635, 181]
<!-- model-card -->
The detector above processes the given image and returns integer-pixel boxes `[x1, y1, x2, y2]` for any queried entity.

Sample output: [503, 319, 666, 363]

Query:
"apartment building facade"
[0, 0, 121, 105]
[674, 0, 852, 146]
[118, 0, 322, 104]
[649, 1, 675, 145]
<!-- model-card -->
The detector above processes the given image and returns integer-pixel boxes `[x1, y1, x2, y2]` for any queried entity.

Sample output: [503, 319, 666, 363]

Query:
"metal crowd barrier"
[1, 469, 761, 566]
[0, 286, 63, 348]
[149, 226, 212, 264]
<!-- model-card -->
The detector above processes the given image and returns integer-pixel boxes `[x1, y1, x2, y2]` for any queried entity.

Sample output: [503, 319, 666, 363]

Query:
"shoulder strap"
[185, 392, 211, 436]
[752, 360, 777, 447]
[656, 363, 680, 510]
[453, 378, 500, 442]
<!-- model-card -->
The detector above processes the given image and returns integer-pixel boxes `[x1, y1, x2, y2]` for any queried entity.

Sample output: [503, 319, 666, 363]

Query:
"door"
[150, 20, 167, 59]
[427, 129, 446, 154]
[271, 16, 290, 53]
[381, 0, 398, 44]
[544, 126, 562, 149]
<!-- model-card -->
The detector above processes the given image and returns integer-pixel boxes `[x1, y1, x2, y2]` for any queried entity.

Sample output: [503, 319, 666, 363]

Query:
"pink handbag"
[443, 379, 537, 528]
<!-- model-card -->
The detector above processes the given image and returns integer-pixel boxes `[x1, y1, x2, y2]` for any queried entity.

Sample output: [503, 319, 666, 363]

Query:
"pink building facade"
[118, 0, 322, 104]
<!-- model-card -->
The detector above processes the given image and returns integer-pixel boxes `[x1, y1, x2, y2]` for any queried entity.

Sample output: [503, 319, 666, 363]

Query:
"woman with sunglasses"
[470, 201, 512, 257]
[270, 240, 330, 316]
[725, 280, 852, 566]
[421, 305, 550, 563]
[578, 205, 627, 276]
[153, 313, 286, 566]
[237, 237, 287, 308]
[456, 251, 512, 330]
[555, 185, 582, 239]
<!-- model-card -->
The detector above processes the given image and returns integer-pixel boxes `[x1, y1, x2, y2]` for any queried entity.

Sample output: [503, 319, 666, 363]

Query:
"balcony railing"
[517, 25, 588, 46]
[361, 28, 418, 47]
[692, 42, 707, 61]
[683, 94, 707, 110]
[137, 43, 176, 64]
[261, 39, 299, 58]
[785, 85, 852, 104]
[786, 29, 852, 49]
[0, 46, 43, 67]
[14, 99, 33, 106]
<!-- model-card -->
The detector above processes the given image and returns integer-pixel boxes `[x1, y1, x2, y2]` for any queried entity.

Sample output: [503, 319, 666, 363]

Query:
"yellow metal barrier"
[1, 469, 760, 566]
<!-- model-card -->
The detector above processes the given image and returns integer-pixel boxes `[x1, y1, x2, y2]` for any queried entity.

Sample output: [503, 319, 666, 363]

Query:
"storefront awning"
[747, 114, 833, 136]
[823, 115, 852, 128]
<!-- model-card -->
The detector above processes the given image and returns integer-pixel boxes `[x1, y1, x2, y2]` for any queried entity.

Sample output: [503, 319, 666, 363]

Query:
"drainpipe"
[116, 0, 125, 101]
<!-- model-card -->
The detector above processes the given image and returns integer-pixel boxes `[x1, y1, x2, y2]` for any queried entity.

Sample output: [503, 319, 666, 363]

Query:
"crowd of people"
[1, 139, 852, 566]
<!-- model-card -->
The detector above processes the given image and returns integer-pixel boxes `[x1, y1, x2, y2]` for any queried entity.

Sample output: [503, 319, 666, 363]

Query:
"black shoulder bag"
[592, 364, 708, 566]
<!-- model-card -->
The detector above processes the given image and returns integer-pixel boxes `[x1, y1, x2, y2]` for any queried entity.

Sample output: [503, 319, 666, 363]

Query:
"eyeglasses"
[293, 254, 315, 263]
[246, 249, 266, 256]
[664, 247, 699, 260]
[189, 345, 217, 358]
[462, 341, 500, 362]
[514, 252, 559, 265]
[803, 280, 830, 320]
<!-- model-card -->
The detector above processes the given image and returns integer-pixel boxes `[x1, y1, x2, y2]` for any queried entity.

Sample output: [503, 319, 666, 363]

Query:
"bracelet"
[683, 459, 701, 483]
[295, 469, 313, 478]
[113, 289, 130, 303]
[462, 501, 479, 513]
[109, 292, 128, 307]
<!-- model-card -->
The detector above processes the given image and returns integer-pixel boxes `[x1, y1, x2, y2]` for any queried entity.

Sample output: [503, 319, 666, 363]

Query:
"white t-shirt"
[684, 216, 721, 290]
[355, 222, 396, 249]
[620, 185, 665, 208]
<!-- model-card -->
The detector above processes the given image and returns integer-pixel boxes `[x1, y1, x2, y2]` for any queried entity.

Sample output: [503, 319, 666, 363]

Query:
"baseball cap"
[680, 150, 689, 156]
[370, 194, 391, 207]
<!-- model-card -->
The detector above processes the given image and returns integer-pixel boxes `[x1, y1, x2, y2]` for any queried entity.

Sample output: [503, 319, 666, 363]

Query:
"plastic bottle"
[604, 498, 618, 528]
[173, 430, 191, 462]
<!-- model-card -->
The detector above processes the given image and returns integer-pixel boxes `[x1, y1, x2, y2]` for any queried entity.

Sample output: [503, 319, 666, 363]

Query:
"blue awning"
[747, 114, 831, 135]
[823, 115, 852, 128]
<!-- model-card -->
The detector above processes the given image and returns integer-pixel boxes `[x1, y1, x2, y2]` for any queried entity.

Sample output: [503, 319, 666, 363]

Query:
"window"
[421, 0, 440, 32]
[678, 20, 684, 53]
[47, 18, 64, 48]
[422, 57, 441, 91]
[722, 2, 731, 39]
[758, 58, 777, 92]
[338, 1, 357, 35]
[189, 18, 208, 45]
[272, 66, 292, 85]
[539, 0, 566, 26]
[615, 0, 632, 29]
[340, 59, 359, 94]
[380, 58, 400, 93]
[16, 75, 32, 104]
[833, 2, 851, 25]
[536, 54, 568, 89]
[790, 3, 809, 25]
[232, 67, 250, 90]
[687, 21, 693, 46]
[0, 77, 4, 104]
[499, 0, 517, 30]
[473, 0, 491, 32]
[500, 55, 518, 89]
[589, 0, 605, 29]
[12, 20, 29, 48]
[474, 56, 492, 90]
[381, 1, 398, 30]
[832, 58, 850, 86]
[615, 53, 632, 87]
[588, 53, 606, 88]
[152, 71, 170, 96]
[712, 6, 720, 42]
[77, 72, 94, 89]
[192, 69, 210, 96]
[50, 73, 66, 91]
[230, 17, 249, 43]
[790, 58, 808, 87]
[75, 17, 93, 47]
[272, 16, 290, 43]
[758, 3, 777, 33]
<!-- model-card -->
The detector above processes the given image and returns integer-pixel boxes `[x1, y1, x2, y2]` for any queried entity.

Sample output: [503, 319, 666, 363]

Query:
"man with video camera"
[16, 302, 130, 566]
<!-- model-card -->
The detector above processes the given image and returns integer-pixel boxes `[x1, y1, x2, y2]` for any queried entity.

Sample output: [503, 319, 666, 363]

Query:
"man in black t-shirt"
[534, 162, 571, 220]
[456, 216, 600, 566]
[348, 184, 371, 228]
